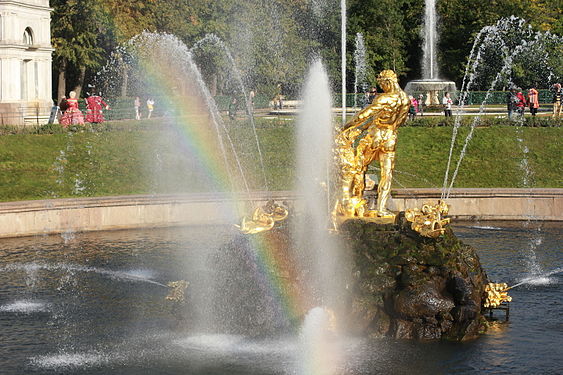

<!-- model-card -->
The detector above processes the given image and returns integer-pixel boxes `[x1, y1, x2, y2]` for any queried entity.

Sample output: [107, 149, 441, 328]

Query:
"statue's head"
[377, 70, 398, 92]
[69, 91, 76, 99]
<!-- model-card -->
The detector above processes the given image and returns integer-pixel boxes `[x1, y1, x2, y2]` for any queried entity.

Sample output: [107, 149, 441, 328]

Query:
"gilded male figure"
[334, 70, 409, 220]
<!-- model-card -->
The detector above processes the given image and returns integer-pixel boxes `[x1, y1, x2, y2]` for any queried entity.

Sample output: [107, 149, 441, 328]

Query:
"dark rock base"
[342, 214, 488, 340]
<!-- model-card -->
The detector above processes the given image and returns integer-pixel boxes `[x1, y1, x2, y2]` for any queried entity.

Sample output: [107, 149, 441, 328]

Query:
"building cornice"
[0, 43, 53, 52]
[0, 1, 52, 12]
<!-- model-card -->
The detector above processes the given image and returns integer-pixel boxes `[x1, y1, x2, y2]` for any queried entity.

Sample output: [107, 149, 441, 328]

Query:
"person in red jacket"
[85, 92, 109, 123]
[515, 88, 526, 117]
[527, 87, 540, 116]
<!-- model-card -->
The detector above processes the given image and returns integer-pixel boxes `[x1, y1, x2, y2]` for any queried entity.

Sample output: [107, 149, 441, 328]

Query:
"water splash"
[30, 351, 115, 369]
[295, 60, 341, 308]
[353, 33, 367, 108]
[0, 300, 50, 313]
[96, 32, 257, 194]
[340, 0, 347, 124]
[298, 307, 342, 375]
[190, 34, 268, 189]
[441, 17, 562, 198]
[61, 230, 76, 244]
[2, 263, 167, 288]
[510, 267, 563, 289]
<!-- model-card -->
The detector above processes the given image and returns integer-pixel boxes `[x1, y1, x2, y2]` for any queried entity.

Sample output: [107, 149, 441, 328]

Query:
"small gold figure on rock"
[166, 280, 189, 302]
[404, 200, 451, 238]
[333, 70, 410, 225]
[484, 283, 512, 308]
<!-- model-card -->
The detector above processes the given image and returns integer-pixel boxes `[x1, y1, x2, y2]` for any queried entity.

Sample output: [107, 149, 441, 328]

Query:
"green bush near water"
[0, 117, 560, 202]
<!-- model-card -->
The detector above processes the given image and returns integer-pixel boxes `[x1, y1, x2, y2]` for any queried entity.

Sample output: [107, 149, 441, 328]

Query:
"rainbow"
[127, 32, 309, 328]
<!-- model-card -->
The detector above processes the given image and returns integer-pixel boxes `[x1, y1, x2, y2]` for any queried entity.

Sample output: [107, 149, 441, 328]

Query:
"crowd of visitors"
[505, 84, 562, 119]
[54, 83, 561, 127]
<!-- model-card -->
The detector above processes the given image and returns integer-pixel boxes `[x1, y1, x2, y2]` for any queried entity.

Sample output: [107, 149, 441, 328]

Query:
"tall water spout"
[422, 0, 439, 79]
[295, 58, 348, 310]
[353, 33, 367, 108]
[295, 58, 345, 375]
[341, 0, 347, 124]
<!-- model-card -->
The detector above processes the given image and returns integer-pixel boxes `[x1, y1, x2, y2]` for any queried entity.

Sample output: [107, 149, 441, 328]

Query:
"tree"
[349, 0, 421, 85]
[51, 0, 106, 99]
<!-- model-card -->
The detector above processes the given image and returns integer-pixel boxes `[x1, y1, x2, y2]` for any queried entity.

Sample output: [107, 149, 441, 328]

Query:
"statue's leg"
[376, 151, 395, 216]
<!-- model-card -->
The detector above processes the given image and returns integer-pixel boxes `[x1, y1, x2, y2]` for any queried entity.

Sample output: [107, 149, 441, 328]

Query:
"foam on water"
[298, 307, 342, 375]
[470, 225, 505, 231]
[174, 334, 295, 356]
[30, 351, 113, 369]
[173, 334, 245, 352]
[0, 300, 50, 313]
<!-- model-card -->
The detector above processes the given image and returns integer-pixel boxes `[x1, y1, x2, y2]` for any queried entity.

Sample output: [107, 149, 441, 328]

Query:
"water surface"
[0, 222, 561, 374]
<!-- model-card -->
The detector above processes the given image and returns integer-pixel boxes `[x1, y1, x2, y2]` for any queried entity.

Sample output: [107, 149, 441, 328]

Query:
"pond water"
[0, 222, 561, 374]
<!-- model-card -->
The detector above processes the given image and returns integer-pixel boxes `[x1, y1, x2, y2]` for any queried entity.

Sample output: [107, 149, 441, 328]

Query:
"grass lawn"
[0, 118, 560, 202]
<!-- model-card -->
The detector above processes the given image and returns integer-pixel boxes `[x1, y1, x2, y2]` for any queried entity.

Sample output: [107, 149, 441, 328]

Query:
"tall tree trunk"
[73, 65, 87, 98]
[57, 58, 67, 102]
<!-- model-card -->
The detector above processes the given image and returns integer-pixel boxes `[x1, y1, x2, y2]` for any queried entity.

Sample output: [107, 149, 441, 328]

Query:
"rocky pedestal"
[342, 214, 488, 341]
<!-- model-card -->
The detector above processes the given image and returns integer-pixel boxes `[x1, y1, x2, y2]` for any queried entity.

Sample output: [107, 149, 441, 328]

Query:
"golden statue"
[166, 280, 189, 302]
[235, 200, 289, 234]
[484, 283, 512, 308]
[405, 200, 451, 238]
[333, 70, 409, 224]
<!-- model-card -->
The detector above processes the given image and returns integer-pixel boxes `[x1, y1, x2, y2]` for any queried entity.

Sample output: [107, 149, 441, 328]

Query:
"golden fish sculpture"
[404, 200, 451, 238]
[235, 200, 289, 234]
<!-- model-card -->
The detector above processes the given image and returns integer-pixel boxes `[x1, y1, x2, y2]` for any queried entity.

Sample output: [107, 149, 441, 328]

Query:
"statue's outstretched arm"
[343, 100, 385, 131]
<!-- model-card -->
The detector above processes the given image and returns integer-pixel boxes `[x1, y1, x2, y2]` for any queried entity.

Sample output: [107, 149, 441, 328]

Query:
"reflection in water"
[0, 223, 560, 374]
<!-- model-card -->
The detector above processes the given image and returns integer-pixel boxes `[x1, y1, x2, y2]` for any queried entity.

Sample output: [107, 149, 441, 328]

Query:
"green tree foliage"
[438, 0, 562, 87]
[50, 0, 562, 100]
[348, 0, 423, 86]
[51, 0, 107, 99]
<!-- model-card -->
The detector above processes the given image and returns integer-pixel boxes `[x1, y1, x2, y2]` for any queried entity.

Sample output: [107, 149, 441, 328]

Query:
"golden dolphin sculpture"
[404, 200, 451, 238]
[235, 200, 289, 234]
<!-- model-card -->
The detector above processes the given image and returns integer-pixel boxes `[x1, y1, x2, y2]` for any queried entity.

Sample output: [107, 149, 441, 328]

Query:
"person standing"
[553, 83, 562, 119]
[527, 87, 540, 116]
[146, 98, 154, 119]
[134, 97, 141, 120]
[515, 88, 526, 117]
[417, 94, 425, 116]
[85, 92, 109, 123]
[60, 91, 85, 127]
[228, 97, 238, 120]
[442, 92, 453, 117]
[408, 96, 418, 120]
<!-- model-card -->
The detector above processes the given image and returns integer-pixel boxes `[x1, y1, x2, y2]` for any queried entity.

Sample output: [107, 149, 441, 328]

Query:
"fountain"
[1, 4, 562, 375]
[404, 0, 457, 105]
[353, 33, 368, 108]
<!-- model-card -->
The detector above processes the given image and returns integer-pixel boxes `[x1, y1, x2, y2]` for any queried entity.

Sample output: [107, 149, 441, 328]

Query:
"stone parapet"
[386, 188, 562, 221]
[0, 189, 560, 238]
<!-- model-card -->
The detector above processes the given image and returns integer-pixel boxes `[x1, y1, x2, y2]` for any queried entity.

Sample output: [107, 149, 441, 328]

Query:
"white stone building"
[0, 0, 53, 125]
